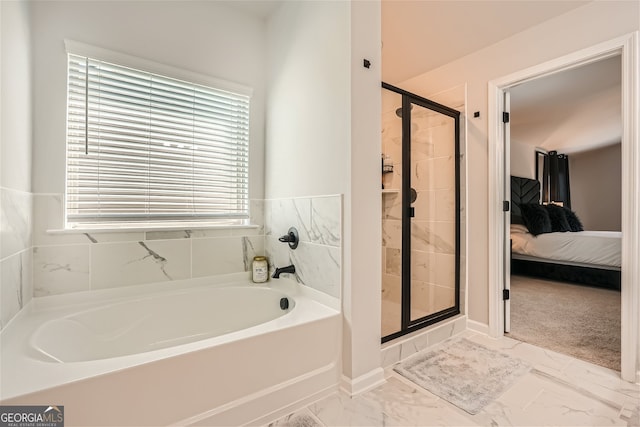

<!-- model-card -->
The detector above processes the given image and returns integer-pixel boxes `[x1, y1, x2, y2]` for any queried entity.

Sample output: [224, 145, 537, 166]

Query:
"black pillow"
[544, 204, 571, 232]
[519, 203, 552, 236]
[562, 207, 584, 232]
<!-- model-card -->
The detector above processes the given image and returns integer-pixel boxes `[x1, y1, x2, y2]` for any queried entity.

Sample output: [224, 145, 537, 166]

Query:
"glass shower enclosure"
[381, 83, 460, 342]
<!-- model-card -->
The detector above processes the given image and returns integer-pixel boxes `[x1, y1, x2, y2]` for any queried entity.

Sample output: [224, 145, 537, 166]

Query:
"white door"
[503, 91, 512, 333]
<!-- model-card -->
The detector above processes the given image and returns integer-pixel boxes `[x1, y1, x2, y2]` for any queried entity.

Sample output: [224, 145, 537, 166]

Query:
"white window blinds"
[66, 53, 250, 226]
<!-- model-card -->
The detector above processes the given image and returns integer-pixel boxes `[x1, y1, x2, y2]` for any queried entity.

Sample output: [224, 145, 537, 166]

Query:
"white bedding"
[510, 226, 621, 269]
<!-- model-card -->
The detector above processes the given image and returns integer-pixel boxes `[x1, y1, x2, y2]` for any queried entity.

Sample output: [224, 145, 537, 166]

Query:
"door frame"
[487, 32, 639, 382]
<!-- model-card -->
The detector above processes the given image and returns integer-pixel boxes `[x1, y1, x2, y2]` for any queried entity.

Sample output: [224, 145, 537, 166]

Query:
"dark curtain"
[542, 151, 571, 208]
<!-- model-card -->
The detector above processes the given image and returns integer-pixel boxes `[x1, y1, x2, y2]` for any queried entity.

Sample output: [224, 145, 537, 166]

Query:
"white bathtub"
[0, 273, 341, 426]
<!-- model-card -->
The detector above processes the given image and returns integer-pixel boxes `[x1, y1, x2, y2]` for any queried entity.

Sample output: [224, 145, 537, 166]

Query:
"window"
[65, 48, 250, 228]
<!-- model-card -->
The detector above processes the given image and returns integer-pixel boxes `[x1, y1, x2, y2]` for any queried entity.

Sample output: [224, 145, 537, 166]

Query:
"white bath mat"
[393, 338, 531, 415]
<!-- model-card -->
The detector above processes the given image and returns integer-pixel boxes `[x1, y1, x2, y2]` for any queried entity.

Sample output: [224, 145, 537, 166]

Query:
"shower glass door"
[382, 83, 460, 342]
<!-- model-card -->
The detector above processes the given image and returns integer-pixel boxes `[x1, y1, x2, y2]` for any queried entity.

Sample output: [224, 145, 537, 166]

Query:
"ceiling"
[226, 0, 619, 155]
[381, 0, 589, 83]
[510, 55, 622, 154]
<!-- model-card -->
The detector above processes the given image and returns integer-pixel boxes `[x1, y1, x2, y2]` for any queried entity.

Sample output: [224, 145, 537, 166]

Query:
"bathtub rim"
[0, 272, 340, 401]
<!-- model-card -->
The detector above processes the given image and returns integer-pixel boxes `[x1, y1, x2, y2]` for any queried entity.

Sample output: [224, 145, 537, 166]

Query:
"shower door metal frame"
[381, 82, 461, 343]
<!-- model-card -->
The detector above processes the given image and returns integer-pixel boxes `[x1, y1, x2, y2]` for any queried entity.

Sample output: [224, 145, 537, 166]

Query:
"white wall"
[30, 0, 266, 199]
[399, 1, 639, 325]
[266, 1, 384, 391]
[0, 0, 34, 329]
[1, 0, 32, 192]
[265, 1, 350, 199]
[510, 140, 537, 179]
[570, 143, 622, 231]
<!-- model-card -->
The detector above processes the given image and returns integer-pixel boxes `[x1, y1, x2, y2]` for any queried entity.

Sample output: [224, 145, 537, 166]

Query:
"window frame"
[63, 40, 253, 230]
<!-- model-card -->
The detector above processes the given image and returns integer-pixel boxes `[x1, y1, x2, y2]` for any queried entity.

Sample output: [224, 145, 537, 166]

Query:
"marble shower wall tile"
[192, 236, 264, 277]
[265, 195, 342, 299]
[91, 240, 191, 289]
[309, 196, 340, 247]
[0, 250, 33, 330]
[33, 245, 90, 296]
[265, 198, 311, 242]
[30, 194, 267, 296]
[1, 188, 32, 259]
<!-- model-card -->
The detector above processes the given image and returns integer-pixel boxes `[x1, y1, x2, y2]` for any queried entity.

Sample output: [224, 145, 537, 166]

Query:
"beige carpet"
[508, 275, 621, 371]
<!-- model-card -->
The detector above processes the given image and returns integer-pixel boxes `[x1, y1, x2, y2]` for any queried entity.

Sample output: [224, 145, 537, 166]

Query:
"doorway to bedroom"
[505, 55, 622, 371]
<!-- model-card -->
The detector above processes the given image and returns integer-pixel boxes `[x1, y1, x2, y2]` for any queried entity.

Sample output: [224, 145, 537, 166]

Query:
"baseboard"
[340, 367, 386, 396]
[467, 319, 489, 335]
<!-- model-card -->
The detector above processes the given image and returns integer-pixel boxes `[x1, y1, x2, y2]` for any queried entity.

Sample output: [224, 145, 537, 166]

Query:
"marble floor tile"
[307, 392, 404, 426]
[264, 331, 637, 427]
[266, 408, 324, 427]
[363, 376, 475, 426]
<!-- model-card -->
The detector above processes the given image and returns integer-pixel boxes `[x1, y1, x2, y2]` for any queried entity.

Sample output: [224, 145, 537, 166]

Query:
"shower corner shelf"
[382, 189, 400, 194]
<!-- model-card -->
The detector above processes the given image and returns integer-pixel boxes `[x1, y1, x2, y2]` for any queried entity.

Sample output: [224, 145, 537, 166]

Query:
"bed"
[510, 176, 621, 290]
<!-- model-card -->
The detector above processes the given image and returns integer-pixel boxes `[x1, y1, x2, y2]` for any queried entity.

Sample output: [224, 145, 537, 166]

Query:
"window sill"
[48, 222, 261, 235]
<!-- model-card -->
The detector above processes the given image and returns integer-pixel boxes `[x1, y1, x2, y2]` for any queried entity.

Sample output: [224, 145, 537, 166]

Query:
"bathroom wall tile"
[432, 121, 456, 158]
[309, 196, 341, 247]
[1, 188, 32, 259]
[380, 344, 401, 367]
[435, 252, 456, 288]
[411, 249, 435, 283]
[192, 236, 264, 278]
[268, 236, 341, 298]
[411, 129, 435, 162]
[265, 198, 312, 242]
[432, 283, 456, 313]
[381, 273, 401, 304]
[413, 158, 434, 192]
[434, 188, 455, 222]
[427, 316, 467, 348]
[290, 242, 341, 298]
[382, 191, 401, 220]
[413, 190, 436, 221]
[433, 155, 455, 190]
[265, 235, 291, 273]
[1, 252, 25, 329]
[33, 245, 90, 296]
[91, 240, 190, 289]
[411, 221, 454, 254]
[382, 161, 401, 190]
[385, 248, 401, 276]
[382, 219, 401, 249]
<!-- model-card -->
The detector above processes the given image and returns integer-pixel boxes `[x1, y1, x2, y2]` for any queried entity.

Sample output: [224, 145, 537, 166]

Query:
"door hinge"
[502, 112, 510, 123]
[408, 207, 415, 218]
[503, 289, 510, 300]
[503, 201, 510, 212]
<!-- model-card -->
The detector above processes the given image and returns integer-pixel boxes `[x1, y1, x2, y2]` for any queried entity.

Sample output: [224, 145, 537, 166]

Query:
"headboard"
[511, 176, 541, 224]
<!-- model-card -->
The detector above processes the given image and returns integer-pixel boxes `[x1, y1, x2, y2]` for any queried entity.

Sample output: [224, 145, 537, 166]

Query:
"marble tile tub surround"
[0, 187, 34, 330]
[31, 193, 265, 296]
[265, 331, 640, 427]
[265, 195, 342, 299]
